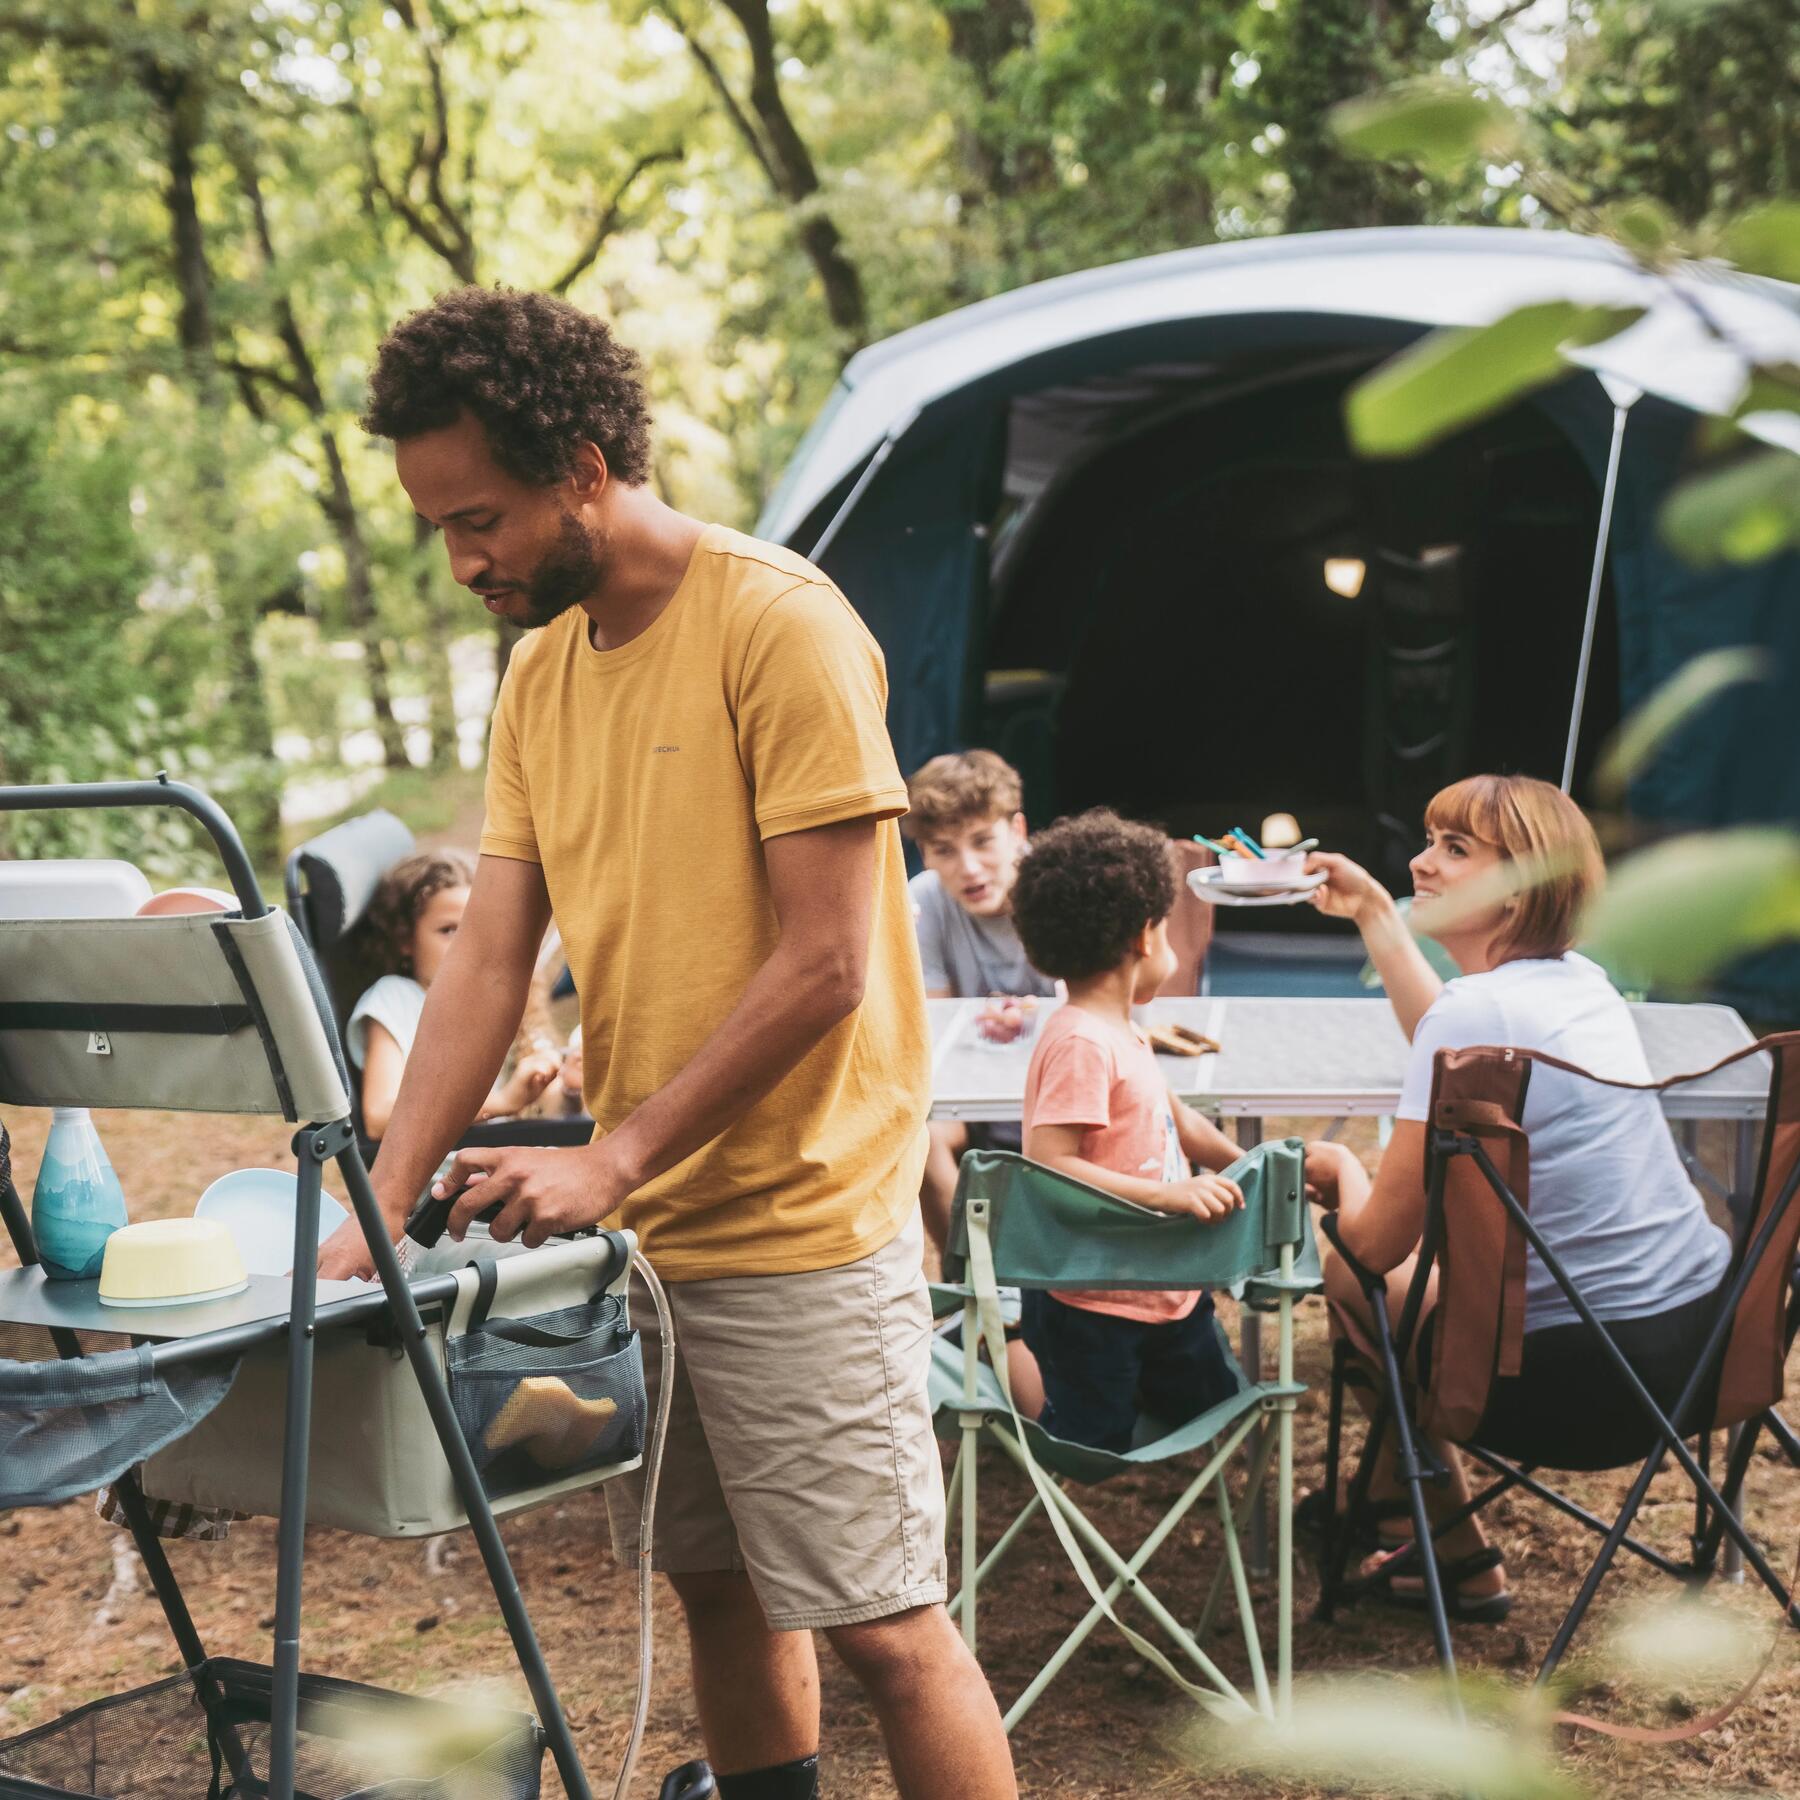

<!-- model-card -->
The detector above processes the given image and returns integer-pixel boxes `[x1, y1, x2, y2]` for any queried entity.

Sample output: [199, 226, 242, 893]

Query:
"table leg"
[1237, 1115, 1270, 1578]
[1724, 1118, 1759, 1583]
[1679, 1121, 1715, 1559]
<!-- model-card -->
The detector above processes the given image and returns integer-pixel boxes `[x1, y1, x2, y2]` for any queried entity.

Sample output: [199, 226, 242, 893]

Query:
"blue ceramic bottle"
[32, 1108, 129, 1280]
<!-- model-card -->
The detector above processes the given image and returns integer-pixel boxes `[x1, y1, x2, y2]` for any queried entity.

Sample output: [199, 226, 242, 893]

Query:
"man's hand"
[1164, 1170, 1243, 1222]
[437, 1141, 630, 1249]
[317, 1213, 387, 1282]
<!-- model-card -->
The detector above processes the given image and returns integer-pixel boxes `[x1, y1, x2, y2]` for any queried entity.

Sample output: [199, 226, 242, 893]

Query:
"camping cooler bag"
[141, 1234, 644, 1537]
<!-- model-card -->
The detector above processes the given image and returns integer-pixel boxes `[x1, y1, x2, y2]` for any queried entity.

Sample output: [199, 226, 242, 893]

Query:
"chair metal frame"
[283, 812, 594, 1157]
[0, 778, 627, 1800]
[1317, 1034, 1800, 1694]
[940, 1140, 1313, 1729]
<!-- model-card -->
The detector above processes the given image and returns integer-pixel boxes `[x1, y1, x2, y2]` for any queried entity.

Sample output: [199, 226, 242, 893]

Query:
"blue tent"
[758, 227, 1800, 1020]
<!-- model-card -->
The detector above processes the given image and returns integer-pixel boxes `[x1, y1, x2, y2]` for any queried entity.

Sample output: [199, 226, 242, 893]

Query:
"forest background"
[1, 0, 1795, 878]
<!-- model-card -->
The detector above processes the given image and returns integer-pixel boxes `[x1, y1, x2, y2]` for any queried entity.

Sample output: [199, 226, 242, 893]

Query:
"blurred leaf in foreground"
[1594, 646, 1773, 802]
[1330, 83, 1521, 176]
[1661, 449, 1800, 566]
[1720, 202, 1800, 283]
[1194, 1675, 1576, 1800]
[1346, 303, 1646, 458]
[1605, 1590, 1766, 1689]
[1604, 196, 1681, 265]
[1580, 828, 1800, 991]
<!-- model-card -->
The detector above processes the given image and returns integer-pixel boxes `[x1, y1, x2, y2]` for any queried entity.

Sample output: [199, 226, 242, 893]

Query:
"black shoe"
[660, 1762, 717, 1800]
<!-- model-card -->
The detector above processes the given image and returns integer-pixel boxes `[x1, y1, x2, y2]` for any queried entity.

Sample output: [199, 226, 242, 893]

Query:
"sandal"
[1294, 1488, 1413, 1551]
[1362, 1542, 1514, 1625]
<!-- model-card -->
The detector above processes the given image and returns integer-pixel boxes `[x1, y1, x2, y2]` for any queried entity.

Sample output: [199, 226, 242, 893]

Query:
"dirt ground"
[2, 1102, 1796, 1799]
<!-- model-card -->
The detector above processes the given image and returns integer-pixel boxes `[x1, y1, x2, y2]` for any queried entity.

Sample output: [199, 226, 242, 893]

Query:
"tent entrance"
[980, 363, 1616, 971]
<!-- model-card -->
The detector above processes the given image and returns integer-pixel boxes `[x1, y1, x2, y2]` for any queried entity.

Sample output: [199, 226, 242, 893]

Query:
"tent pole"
[807, 404, 922, 564]
[1562, 380, 1641, 793]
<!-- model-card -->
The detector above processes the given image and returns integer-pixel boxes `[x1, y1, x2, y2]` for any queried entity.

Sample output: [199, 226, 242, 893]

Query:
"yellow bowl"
[98, 1218, 249, 1308]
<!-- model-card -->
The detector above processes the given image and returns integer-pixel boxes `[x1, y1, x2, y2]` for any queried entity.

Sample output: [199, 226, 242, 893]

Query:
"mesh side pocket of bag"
[446, 1291, 646, 1500]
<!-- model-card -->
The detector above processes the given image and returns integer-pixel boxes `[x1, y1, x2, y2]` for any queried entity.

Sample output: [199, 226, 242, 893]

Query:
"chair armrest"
[1317, 1211, 1383, 1294]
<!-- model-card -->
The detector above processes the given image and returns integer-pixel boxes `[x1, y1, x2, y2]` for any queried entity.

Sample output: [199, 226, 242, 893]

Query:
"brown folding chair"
[1316, 1031, 1800, 1688]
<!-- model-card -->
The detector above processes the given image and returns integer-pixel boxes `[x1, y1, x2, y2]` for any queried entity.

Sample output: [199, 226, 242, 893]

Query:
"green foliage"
[1660, 449, 1800, 566]
[0, 414, 224, 878]
[1345, 302, 1645, 457]
[1723, 203, 1800, 282]
[1593, 646, 1772, 801]
[1543, 0, 1799, 227]
[1330, 81, 1520, 176]
[1579, 829, 1800, 992]
[2, 0, 1795, 892]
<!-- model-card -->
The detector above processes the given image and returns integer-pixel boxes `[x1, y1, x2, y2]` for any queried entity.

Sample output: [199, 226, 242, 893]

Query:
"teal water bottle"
[32, 1108, 129, 1281]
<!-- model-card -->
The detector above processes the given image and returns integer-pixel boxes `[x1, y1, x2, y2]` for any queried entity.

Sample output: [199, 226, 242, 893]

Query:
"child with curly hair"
[348, 849, 560, 1138]
[1008, 808, 1245, 1452]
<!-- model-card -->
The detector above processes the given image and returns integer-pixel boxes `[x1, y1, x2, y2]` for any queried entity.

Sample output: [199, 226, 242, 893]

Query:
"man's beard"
[513, 509, 606, 630]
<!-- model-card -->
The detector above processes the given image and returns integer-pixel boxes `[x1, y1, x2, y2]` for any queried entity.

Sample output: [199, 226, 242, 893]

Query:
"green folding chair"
[934, 1138, 1314, 1729]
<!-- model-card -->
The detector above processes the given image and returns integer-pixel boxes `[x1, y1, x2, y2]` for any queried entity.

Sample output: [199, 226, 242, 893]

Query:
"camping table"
[0, 1270, 374, 1340]
[930, 994, 1767, 1575]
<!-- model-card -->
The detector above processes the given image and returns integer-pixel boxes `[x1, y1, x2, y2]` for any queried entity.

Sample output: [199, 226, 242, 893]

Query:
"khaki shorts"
[607, 1211, 947, 1631]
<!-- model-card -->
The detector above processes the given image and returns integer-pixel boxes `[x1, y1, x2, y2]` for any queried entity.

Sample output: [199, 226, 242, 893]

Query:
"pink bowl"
[1215, 853, 1310, 888]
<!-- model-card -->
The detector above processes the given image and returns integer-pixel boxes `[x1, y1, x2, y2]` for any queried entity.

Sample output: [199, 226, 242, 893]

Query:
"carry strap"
[0, 1000, 254, 1035]
[964, 1203, 1255, 1720]
[466, 1258, 501, 1334]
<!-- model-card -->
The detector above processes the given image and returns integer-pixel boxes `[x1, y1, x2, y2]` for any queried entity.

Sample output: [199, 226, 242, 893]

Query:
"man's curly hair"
[362, 287, 653, 486]
[1010, 809, 1176, 983]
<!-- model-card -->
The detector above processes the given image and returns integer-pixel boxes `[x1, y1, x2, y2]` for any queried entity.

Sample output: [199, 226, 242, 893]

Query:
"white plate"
[1188, 867, 1326, 908]
[194, 1168, 349, 1277]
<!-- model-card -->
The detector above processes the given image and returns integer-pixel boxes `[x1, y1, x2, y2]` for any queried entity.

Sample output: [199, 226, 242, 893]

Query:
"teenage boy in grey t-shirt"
[903, 752, 1057, 1252]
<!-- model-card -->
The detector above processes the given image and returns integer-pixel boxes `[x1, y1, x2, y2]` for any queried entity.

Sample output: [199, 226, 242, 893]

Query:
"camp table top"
[929, 995, 1766, 1123]
[0, 1269, 373, 1339]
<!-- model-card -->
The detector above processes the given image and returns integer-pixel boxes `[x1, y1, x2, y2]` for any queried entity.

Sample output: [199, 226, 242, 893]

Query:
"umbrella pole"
[1562, 383, 1640, 793]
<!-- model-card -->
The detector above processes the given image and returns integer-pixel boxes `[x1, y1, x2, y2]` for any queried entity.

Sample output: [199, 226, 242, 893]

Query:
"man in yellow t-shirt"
[319, 289, 1016, 1800]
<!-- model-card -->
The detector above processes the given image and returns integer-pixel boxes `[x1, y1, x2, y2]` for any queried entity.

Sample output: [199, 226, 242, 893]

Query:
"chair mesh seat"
[0, 1660, 542, 1800]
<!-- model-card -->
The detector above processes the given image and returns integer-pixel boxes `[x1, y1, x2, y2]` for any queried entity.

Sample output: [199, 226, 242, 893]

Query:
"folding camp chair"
[284, 810, 591, 1157]
[0, 778, 665, 1800]
[935, 1138, 1314, 1728]
[1317, 1033, 1800, 1692]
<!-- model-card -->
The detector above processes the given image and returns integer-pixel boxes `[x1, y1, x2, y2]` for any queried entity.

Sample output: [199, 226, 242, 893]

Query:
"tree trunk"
[319, 428, 410, 769]
[702, 0, 868, 347]
[933, 0, 1039, 200]
[151, 64, 281, 864]
[416, 515, 461, 771]
[1268, 0, 1434, 233]
[235, 145, 411, 772]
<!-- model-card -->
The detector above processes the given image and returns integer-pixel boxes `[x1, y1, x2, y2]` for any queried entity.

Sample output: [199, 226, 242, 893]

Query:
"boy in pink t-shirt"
[1009, 809, 1245, 1451]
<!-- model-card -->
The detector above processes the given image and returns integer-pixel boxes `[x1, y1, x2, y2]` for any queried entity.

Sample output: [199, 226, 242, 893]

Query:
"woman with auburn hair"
[1299, 774, 1730, 1620]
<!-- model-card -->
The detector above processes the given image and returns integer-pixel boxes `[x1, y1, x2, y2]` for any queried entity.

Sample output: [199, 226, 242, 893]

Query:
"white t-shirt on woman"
[1396, 952, 1730, 1332]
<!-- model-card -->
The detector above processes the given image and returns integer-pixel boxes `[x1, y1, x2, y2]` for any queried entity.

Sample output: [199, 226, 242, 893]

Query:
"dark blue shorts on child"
[1020, 1289, 1240, 1453]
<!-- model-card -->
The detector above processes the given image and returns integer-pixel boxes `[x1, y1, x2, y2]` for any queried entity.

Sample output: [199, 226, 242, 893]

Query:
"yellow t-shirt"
[479, 524, 930, 1280]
